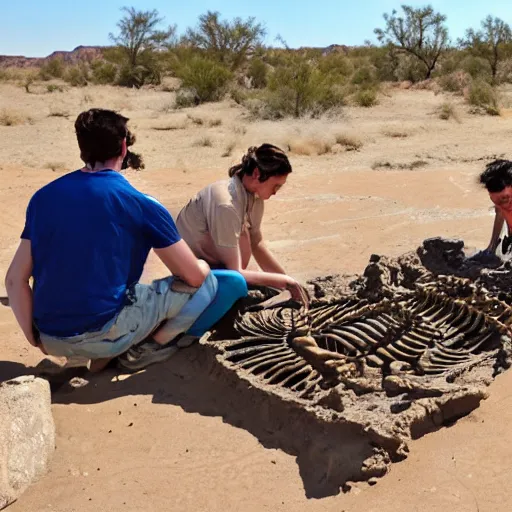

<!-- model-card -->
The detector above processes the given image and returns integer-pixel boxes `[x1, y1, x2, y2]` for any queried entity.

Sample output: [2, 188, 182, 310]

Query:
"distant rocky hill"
[0, 46, 105, 68]
[321, 44, 351, 56]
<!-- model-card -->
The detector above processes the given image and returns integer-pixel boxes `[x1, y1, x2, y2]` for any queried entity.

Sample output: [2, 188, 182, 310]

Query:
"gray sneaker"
[117, 340, 179, 372]
[175, 334, 199, 348]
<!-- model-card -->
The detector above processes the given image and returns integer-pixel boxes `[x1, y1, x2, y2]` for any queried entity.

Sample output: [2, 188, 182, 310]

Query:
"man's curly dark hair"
[75, 108, 144, 171]
[479, 159, 512, 193]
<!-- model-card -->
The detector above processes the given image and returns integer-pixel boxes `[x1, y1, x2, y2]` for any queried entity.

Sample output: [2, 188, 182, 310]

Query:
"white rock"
[0, 375, 55, 510]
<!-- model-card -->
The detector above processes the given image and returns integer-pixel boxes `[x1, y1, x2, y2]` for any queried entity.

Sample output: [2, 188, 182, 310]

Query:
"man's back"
[22, 169, 180, 337]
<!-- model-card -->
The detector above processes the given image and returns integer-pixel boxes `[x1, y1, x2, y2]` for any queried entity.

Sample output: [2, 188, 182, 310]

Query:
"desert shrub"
[350, 65, 378, 88]
[437, 102, 460, 121]
[334, 132, 363, 150]
[23, 74, 36, 93]
[175, 56, 232, 103]
[230, 86, 248, 105]
[393, 54, 427, 83]
[39, 57, 65, 80]
[0, 68, 24, 81]
[175, 89, 199, 108]
[90, 60, 118, 84]
[116, 60, 162, 88]
[467, 79, 500, 115]
[257, 58, 345, 118]
[370, 47, 400, 82]
[286, 136, 333, 156]
[354, 88, 378, 107]
[247, 58, 268, 88]
[0, 109, 29, 126]
[498, 58, 512, 84]
[64, 65, 89, 86]
[461, 56, 492, 81]
[436, 50, 465, 76]
[438, 71, 471, 94]
[46, 84, 64, 93]
[318, 53, 353, 80]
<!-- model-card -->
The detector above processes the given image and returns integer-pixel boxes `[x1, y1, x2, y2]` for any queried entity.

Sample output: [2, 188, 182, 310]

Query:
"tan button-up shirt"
[176, 176, 264, 263]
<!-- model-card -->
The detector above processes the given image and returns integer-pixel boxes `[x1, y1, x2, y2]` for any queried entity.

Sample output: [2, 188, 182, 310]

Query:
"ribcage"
[213, 288, 502, 399]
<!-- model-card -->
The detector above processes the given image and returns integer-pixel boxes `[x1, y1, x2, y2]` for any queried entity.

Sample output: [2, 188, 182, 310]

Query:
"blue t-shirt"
[21, 169, 181, 337]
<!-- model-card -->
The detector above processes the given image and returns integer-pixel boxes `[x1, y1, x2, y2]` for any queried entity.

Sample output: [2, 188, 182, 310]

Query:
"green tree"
[459, 16, 512, 83]
[184, 11, 265, 70]
[109, 6, 176, 87]
[374, 4, 449, 80]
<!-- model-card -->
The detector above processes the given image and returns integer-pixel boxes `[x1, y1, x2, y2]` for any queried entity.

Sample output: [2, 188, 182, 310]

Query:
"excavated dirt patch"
[200, 237, 512, 495]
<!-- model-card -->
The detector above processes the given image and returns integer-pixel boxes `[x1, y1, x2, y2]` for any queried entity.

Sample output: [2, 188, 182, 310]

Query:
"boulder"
[0, 376, 55, 510]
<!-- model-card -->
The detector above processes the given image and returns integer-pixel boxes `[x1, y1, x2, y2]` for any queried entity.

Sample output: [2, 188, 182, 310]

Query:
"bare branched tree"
[184, 11, 265, 70]
[459, 15, 512, 83]
[109, 6, 176, 87]
[374, 5, 449, 81]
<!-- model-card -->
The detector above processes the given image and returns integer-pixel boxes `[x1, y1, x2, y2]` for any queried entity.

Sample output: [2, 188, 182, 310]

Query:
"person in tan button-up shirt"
[176, 143, 308, 305]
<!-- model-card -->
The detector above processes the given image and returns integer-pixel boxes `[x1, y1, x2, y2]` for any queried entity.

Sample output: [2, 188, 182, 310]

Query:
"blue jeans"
[40, 270, 247, 359]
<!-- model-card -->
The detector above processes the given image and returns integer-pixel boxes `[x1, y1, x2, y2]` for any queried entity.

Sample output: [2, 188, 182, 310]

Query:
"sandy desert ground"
[2, 81, 512, 511]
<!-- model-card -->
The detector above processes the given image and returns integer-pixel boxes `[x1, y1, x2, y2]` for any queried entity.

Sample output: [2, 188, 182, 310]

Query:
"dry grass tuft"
[81, 93, 94, 105]
[372, 160, 428, 171]
[221, 140, 237, 157]
[437, 102, 461, 122]
[286, 137, 333, 156]
[48, 106, 70, 118]
[381, 126, 411, 138]
[208, 118, 222, 127]
[0, 109, 30, 126]
[152, 121, 187, 131]
[334, 132, 363, 151]
[187, 114, 204, 126]
[232, 125, 247, 135]
[44, 161, 66, 172]
[194, 136, 214, 147]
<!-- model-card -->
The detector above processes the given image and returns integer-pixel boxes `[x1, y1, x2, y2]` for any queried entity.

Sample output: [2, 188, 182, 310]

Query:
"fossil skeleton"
[205, 238, 512, 399]
[198, 238, 512, 491]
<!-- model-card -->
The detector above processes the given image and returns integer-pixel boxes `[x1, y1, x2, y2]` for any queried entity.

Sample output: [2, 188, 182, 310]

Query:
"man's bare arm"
[5, 240, 39, 348]
[154, 240, 211, 288]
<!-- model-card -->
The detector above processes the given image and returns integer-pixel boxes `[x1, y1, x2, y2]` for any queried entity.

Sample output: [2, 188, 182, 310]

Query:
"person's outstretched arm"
[486, 207, 505, 253]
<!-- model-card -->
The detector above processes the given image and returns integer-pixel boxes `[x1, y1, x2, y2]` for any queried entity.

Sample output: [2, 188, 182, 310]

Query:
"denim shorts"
[40, 273, 218, 359]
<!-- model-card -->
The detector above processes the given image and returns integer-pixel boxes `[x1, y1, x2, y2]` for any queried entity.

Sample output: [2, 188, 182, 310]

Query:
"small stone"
[128, 422, 133, 427]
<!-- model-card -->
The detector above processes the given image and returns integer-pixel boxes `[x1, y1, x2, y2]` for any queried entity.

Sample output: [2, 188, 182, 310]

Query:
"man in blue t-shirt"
[5, 108, 247, 372]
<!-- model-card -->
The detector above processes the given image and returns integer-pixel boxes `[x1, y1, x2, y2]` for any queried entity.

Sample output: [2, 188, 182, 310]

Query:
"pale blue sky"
[3, 1, 512, 57]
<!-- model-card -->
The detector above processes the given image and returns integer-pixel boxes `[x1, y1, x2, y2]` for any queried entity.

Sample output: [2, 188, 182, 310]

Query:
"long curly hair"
[229, 143, 291, 181]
